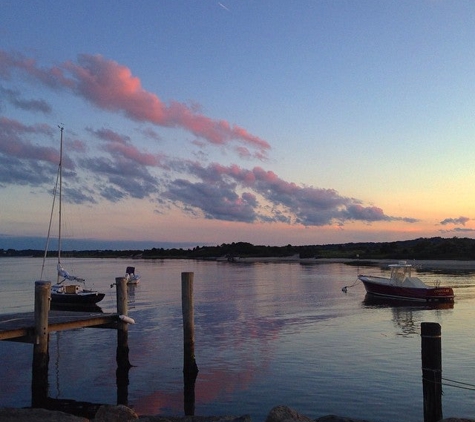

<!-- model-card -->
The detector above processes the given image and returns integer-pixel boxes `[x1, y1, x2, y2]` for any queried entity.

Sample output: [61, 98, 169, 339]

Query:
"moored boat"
[125, 266, 140, 284]
[41, 126, 105, 306]
[51, 264, 105, 304]
[358, 261, 454, 303]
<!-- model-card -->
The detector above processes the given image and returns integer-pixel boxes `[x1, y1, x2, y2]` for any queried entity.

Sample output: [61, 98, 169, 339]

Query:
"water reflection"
[127, 284, 136, 309]
[30, 330, 130, 419]
[362, 294, 454, 310]
[362, 294, 453, 337]
[2, 258, 475, 422]
[50, 303, 103, 313]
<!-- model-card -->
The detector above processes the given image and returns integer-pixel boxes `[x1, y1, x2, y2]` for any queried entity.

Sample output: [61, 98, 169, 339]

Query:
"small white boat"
[126, 266, 140, 284]
[358, 261, 454, 303]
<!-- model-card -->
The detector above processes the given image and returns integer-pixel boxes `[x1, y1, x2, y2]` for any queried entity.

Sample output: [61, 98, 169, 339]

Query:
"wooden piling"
[115, 277, 131, 405]
[421, 322, 442, 422]
[182, 272, 198, 375]
[182, 272, 198, 415]
[184, 367, 197, 416]
[116, 277, 128, 320]
[32, 280, 51, 407]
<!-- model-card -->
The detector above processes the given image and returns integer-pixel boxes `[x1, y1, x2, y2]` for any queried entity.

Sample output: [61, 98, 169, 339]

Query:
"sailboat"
[41, 126, 105, 306]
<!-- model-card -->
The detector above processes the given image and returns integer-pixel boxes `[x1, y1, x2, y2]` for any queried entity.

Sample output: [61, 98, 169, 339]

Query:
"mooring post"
[32, 280, 51, 407]
[182, 272, 198, 415]
[116, 276, 128, 322]
[421, 322, 443, 422]
[182, 272, 198, 375]
[115, 277, 131, 405]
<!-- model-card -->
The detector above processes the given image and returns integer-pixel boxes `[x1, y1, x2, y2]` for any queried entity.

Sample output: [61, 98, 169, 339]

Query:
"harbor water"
[1, 257, 475, 421]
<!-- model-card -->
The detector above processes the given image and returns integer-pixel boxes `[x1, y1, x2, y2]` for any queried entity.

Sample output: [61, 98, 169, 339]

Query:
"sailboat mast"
[57, 125, 64, 282]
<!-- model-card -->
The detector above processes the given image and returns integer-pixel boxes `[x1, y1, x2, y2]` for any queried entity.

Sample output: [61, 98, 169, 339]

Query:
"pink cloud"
[140, 127, 162, 141]
[0, 117, 73, 187]
[64, 54, 167, 120]
[105, 141, 164, 167]
[0, 50, 73, 89]
[0, 86, 52, 114]
[89, 127, 130, 144]
[68, 139, 87, 153]
[88, 127, 166, 167]
[0, 50, 270, 155]
[0, 117, 58, 164]
[175, 161, 418, 226]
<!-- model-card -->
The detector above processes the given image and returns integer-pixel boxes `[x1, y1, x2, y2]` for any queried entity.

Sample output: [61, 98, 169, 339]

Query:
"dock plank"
[0, 311, 119, 342]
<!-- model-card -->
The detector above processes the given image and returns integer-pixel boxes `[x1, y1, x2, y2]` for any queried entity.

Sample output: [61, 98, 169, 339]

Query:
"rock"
[0, 406, 250, 422]
[138, 416, 251, 422]
[315, 416, 371, 422]
[1, 406, 473, 422]
[0, 407, 87, 421]
[93, 404, 138, 421]
[265, 406, 371, 422]
[265, 406, 314, 422]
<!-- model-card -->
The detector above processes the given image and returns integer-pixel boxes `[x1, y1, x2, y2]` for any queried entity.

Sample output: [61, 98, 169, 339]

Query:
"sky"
[1, 0, 474, 250]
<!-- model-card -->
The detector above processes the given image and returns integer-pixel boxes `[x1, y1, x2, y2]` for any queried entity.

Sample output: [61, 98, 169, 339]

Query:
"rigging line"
[442, 377, 475, 389]
[441, 382, 475, 392]
[57, 125, 63, 271]
[422, 377, 475, 392]
[40, 163, 61, 280]
[342, 278, 360, 292]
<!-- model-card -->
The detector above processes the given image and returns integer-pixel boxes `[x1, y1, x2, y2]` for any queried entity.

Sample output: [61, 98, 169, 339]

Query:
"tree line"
[2, 236, 475, 261]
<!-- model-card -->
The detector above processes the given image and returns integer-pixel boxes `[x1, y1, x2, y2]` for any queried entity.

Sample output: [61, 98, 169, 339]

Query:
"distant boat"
[125, 266, 140, 284]
[358, 261, 454, 303]
[41, 126, 105, 306]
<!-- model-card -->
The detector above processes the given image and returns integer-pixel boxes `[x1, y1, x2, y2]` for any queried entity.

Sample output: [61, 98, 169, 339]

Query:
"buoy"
[119, 314, 135, 324]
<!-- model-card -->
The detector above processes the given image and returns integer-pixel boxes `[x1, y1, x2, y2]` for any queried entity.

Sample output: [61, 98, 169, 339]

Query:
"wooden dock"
[0, 277, 130, 344]
[0, 273, 199, 417]
[0, 309, 119, 343]
[0, 277, 133, 416]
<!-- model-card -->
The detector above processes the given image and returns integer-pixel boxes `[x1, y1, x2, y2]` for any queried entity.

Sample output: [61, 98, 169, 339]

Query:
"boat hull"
[359, 276, 454, 303]
[51, 291, 105, 305]
[127, 276, 140, 285]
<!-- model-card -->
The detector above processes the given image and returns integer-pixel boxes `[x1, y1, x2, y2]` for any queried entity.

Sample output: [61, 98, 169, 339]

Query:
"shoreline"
[1, 404, 473, 422]
[220, 256, 475, 271]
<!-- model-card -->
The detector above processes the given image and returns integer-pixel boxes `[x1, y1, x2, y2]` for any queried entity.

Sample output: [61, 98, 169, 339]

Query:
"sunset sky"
[1, 1, 474, 250]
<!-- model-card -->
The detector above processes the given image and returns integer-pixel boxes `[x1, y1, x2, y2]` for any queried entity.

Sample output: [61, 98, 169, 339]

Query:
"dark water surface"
[1, 258, 475, 421]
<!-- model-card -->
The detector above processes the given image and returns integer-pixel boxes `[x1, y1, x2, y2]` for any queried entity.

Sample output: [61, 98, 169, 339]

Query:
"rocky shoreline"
[1, 405, 473, 422]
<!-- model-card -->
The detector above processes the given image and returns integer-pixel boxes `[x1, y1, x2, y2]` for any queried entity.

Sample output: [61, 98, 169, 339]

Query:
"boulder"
[93, 404, 138, 421]
[1, 405, 473, 422]
[138, 416, 251, 422]
[266, 406, 371, 422]
[315, 416, 371, 422]
[265, 406, 315, 422]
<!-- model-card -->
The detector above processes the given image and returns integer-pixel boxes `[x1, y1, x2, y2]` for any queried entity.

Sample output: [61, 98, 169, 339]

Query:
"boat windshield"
[390, 264, 412, 281]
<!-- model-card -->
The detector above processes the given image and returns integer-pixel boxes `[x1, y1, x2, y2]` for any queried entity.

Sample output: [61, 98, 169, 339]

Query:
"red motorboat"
[358, 261, 454, 303]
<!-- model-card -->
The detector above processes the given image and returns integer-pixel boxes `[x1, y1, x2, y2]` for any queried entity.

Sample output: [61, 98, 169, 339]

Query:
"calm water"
[1, 257, 475, 421]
